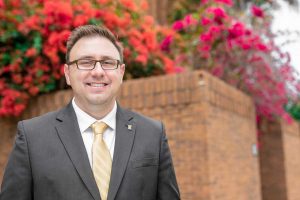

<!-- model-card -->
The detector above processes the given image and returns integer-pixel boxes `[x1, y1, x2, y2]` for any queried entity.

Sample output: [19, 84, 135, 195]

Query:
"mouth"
[86, 83, 109, 87]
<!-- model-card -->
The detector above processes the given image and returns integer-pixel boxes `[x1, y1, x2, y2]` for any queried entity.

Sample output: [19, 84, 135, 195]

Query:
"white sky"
[272, 0, 300, 72]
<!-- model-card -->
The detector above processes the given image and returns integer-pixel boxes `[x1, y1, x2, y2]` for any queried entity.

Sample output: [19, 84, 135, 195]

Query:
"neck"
[74, 99, 115, 120]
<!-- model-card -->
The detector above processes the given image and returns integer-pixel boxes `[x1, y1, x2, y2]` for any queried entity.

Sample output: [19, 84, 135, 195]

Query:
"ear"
[119, 63, 125, 82]
[64, 64, 71, 85]
[120, 63, 125, 76]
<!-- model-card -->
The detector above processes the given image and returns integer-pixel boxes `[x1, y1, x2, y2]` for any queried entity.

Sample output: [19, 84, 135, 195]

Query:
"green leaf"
[1, 53, 12, 66]
[11, 30, 21, 38]
[36, 70, 43, 77]
[89, 18, 102, 25]
[33, 33, 42, 52]
[9, 83, 23, 90]
[43, 80, 56, 92]
[15, 42, 30, 52]
[15, 15, 23, 23]
[131, 12, 139, 20]
[121, 38, 129, 46]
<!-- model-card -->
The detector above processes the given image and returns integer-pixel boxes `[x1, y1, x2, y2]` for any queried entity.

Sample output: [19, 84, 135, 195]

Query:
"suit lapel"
[108, 105, 136, 200]
[55, 103, 100, 200]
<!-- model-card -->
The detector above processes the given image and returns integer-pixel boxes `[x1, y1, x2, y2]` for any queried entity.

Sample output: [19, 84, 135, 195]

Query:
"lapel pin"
[127, 124, 132, 130]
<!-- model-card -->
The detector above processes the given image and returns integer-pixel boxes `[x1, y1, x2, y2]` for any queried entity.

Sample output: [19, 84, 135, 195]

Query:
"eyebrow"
[77, 55, 118, 60]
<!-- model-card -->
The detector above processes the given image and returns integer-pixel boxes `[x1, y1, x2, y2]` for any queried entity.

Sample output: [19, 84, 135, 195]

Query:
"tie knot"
[92, 121, 108, 135]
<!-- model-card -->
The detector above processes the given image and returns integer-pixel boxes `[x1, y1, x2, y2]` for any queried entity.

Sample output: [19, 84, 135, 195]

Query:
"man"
[0, 25, 180, 200]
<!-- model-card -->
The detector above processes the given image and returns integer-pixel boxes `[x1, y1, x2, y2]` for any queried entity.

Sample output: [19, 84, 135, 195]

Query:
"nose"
[91, 61, 105, 75]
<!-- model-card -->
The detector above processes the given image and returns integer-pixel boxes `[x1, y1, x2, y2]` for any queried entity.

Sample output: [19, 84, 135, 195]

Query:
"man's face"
[64, 36, 125, 112]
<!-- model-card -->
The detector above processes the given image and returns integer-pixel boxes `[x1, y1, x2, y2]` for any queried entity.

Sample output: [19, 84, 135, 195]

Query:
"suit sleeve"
[0, 121, 33, 200]
[157, 123, 181, 200]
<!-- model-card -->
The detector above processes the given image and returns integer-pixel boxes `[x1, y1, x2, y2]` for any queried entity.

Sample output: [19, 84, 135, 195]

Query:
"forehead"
[69, 36, 120, 60]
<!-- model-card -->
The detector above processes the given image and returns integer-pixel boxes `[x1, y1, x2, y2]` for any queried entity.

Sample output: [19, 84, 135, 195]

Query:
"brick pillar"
[259, 118, 300, 200]
[259, 119, 288, 200]
[197, 71, 261, 200]
[281, 120, 300, 200]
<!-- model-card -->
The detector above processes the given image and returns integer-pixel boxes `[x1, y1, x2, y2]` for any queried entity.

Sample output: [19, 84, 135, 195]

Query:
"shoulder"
[121, 107, 164, 132]
[18, 108, 62, 135]
[21, 110, 58, 126]
[133, 111, 161, 126]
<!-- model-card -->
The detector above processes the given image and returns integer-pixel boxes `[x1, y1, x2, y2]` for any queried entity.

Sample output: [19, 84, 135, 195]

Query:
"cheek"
[69, 72, 86, 86]
[114, 76, 123, 85]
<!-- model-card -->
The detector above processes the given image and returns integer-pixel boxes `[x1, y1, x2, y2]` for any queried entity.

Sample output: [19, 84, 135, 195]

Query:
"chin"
[88, 97, 112, 106]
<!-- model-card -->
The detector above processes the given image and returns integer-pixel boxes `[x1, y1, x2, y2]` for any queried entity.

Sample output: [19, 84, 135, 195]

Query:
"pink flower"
[160, 35, 173, 52]
[198, 45, 211, 58]
[251, 5, 264, 18]
[295, 83, 300, 92]
[201, 17, 211, 26]
[208, 7, 227, 24]
[200, 32, 213, 42]
[172, 21, 185, 31]
[241, 43, 251, 50]
[175, 66, 185, 73]
[184, 14, 197, 26]
[214, 0, 233, 6]
[212, 66, 224, 77]
[282, 113, 293, 124]
[228, 22, 245, 39]
[256, 43, 268, 51]
[209, 25, 222, 34]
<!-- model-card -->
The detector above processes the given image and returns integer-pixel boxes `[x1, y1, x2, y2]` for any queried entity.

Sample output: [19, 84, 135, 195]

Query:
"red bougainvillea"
[0, 0, 181, 117]
[161, 0, 300, 121]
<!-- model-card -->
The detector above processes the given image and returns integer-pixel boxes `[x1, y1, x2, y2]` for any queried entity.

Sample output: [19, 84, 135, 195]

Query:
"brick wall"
[282, 120, 300, 200]
[258, 119, 288, 200]
[259, 119, 300, 200]
[0, 71, 261, 199]
[280, 121, 300, 200]
[199, 72, 261, 200]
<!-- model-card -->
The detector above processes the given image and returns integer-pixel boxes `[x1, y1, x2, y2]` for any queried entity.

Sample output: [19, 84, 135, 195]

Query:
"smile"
[87, 83, 108, 87]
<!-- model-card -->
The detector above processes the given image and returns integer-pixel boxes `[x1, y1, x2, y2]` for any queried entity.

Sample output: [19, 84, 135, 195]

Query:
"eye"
[102, 60, 116, 65]
[78, 60, 94, 66]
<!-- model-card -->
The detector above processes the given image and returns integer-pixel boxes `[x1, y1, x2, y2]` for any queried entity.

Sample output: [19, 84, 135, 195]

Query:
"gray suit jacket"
[0, 103, 180, 200]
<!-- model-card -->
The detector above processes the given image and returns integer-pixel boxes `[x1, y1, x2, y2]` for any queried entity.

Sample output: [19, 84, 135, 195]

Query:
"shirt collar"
[72, 98, 117, 133]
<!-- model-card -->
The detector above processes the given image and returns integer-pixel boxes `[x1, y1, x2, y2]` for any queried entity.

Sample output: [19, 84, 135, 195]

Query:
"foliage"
[0, 0, 180, 117]
[161, 0, 300, 120]
[285, 101, 300, 120]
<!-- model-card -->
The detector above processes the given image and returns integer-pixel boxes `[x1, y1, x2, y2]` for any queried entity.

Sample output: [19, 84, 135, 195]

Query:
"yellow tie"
[91, 122, 111, 200]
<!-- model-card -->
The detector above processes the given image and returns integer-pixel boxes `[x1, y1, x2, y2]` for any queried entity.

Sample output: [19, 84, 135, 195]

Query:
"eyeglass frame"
[66, 58, 121, 70]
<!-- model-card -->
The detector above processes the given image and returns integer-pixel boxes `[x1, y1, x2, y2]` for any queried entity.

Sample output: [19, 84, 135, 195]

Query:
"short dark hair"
[65, 25, 123, 63]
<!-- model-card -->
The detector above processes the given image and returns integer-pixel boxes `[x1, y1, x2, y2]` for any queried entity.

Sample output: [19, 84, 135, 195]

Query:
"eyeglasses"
[67, 59, 121, 70]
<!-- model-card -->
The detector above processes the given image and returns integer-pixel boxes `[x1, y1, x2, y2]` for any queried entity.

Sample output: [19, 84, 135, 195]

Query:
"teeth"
[90, 83, 105, 87]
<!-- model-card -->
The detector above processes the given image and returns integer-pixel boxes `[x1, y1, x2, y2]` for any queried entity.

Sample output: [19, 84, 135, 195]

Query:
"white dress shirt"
[72, 98, 116, 167]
